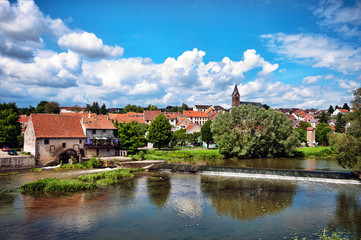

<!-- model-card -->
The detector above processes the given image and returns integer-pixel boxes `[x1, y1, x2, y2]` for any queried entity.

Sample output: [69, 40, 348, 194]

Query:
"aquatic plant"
[30, 168, 42, 172]
[77, 169, 135, 182]
[0, 172, 19, 176]
[20, 178, 97, 193]
[55, 155, 103, 170]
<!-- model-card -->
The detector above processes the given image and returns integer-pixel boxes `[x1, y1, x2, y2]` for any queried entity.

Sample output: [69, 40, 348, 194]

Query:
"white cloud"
[302, 75, 322, 84]
[312, 0, 361, 38]
[129, 80, 158, 95]
[261, 33, 361, 74]
[338, 79, 360, 92]
[58, 32, 124, 58]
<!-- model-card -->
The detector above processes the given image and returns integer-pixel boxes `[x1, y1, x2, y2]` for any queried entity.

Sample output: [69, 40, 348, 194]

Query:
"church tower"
[232, 84, 240, 107]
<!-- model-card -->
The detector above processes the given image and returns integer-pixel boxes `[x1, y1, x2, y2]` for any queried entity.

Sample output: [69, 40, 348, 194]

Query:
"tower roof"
[232, 84, 239, 95]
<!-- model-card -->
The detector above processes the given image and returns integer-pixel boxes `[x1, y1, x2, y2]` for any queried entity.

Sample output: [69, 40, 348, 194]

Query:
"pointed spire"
[232, 83, 239, 95]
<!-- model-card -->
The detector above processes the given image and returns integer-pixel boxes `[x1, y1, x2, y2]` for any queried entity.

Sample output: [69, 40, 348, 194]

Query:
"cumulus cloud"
[261, 33, 361, 74]
[58, 32, 124, 58]
[129, 80, 158, 95]
[302, 75, 322, 84]
[338, 79, 360, 92]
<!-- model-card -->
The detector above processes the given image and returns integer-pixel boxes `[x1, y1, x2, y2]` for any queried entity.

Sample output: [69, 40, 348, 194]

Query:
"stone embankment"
[0, 155, 36, 170]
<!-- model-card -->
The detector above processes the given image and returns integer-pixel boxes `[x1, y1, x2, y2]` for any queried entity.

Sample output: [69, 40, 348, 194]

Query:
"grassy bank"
[20, 168, 144, 193]
[296, 147, 336, 158]
[55, 156, 102, 170]
[132, 149, 222, 161]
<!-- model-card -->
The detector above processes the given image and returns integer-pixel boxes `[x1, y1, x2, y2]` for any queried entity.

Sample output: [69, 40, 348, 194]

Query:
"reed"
[20, 178, 97, 193]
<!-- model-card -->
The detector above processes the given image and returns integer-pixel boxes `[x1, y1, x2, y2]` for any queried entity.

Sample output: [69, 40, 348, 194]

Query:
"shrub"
[20, 178, 97, 193]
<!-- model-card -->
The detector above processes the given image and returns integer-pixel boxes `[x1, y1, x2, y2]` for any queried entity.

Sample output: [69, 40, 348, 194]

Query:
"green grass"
[20, 178, 97, 193]
[132, 149, 222, 161]
[20, 168, 145, 192]
[30, 168, 42, 172]
[296, 147, 336, 158]
[0, 171, 19, 176]
[55, 156, 103, 170]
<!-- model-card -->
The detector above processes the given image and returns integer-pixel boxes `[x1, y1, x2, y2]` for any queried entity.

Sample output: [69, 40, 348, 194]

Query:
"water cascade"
[149, 163, 361, 184]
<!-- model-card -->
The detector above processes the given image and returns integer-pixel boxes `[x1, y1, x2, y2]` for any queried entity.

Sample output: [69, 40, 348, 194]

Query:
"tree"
[335, 113, 346, 133]
[90, 101, 100, 114]
[0, 107, 22, 147]
[35, 101, 48, 113]
[100, 103, 107, 115]
[211, 105, 300, 158]
[328, 105, 334, 115]
[295, 128, 307, 143]
[187, 132, 201, 147]
[201, 120, 213, 148]
[180, 103, 189, 111]
[44, 101, 60, 114]
[147, 114, 172, 149]
[335, 105, 340, 109]
[330, 87, 361, 168]
[319, 112, 329, 123]
[72, 104, 82, 113]
[262, 104, 270, 110]
[298, 121, 311, 131]
[342, 103, 350, 111]
[173, 129, 187, 146]
[115, 121, 143, 154]
[316, 123, 332, 145]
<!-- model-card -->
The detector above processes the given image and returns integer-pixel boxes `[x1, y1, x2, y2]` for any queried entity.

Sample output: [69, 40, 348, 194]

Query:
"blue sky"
[0, 0, 360, 109]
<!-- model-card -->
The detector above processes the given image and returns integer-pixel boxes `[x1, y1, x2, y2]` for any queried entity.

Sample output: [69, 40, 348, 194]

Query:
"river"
[0, 159, 360, 239]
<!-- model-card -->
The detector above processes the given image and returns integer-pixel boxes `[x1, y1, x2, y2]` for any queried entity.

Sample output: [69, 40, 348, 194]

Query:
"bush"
[56, 155, 102, 169]
[20, 178, 97, 193]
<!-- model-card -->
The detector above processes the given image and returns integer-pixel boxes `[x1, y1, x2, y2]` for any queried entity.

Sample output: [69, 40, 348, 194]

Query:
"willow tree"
[211, 105, 300, 158]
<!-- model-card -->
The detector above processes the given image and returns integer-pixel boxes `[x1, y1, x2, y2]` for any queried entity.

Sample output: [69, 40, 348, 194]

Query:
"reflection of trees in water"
[0, 193, 15, 218]
[328, 191, 361, 238]
[146, 174, 171, 209]
[200, 176, 297, 221]
[115, 177, 138, 204]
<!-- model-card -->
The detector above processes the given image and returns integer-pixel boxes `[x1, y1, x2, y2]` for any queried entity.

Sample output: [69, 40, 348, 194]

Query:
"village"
[10, 84, 351, 167]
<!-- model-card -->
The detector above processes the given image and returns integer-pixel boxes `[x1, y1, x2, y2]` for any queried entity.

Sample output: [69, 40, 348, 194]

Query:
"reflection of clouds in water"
[166, 175, 203, 219]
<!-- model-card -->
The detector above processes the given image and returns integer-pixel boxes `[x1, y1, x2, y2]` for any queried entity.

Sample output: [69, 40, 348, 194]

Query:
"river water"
[0, 160, 361, 240]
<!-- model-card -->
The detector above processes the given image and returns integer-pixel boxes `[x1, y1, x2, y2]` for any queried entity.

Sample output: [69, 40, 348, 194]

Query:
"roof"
[194, 105, 211, 110]
[18, 115, 30, 123]
[60, 106, 86, 110]
[232, 84, 239, 96]
[338, 109, 348, 113]
[143, 110, 161, 121]
[108, 113, 145, 124]
[31, 114, 86, 138]
[163, 113, 177, 119]
[183, 111, 209, 118]
[330, 125, 336, 131]
[287, 115, 297, 120]
[185, 123, 200, 130]
[306, 127, 314, 131]
[82, 116, 116, 130]
[214, 105, 225, 111]
[237, 101, 264, 108]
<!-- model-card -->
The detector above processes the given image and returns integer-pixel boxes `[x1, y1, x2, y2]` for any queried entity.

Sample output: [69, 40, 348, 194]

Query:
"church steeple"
[232, 84, 240, 107]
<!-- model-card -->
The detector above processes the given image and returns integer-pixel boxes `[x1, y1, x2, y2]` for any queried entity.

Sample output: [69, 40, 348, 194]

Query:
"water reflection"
[200, 175, 297, 221]
[328, 191, 361, 238]
[146, 174, 171, 209]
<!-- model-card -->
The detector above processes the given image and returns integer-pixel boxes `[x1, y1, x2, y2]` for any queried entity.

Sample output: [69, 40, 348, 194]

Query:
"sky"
[0, 0, 360, 109]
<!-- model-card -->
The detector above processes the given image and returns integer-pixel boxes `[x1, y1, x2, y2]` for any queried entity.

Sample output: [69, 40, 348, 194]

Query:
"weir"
[148, 163, 361, 182]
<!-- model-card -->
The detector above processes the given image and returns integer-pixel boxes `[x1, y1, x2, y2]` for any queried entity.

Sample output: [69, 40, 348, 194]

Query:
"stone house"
[185, 123, 201, 134]
[24, 114, 86, 166]
[183, 110, 209, 126]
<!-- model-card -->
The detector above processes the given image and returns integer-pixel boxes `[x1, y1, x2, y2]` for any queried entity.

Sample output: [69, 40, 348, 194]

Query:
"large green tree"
[315, 123, 333, 146]
[201, 120, 213, 148]
[115, 121, 148, 153]
[211, 105, 300, 158]
[173, 128, 187, 146]
[147, 114, 172, 149]
[0, 104, 21, 147]
[328, 105, 334, 115]
[319, 112, 329, 123]
[335, 113, 346, 133]
[44, 101, 60, 114]
[298, 121, 311, 130]
[330, 87, 361, 168]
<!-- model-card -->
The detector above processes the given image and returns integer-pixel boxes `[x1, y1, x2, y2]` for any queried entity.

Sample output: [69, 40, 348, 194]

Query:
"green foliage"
[133, 149, 221, 161]
[186, 132, 201, 147]
[329, 88, 361, 168]
[262, 104, 270, 110]
[0, 106, 22, 147]
[0, 171, 19, 176]
[56, 155, 102, 169]
[30, 168, 42, 172]
[335, 113, 346, 133]
[100, 103, 107, 115]
[211, 105, 300, 158]
[138, 150, 145, 160]
[115, 121, 148, 153]
[342, 103, 350, 111]
[328, 105, 334, 115]
[201, 120, 213, 148]
[77, 169, 138, 183]
[316, 123, 333, 145]
[20, 178, 97, 193]
[319, 112, 329, 123]
[295, 128, 307, 143]
[296, 147, 335, 157]
[44, 101, 60, 114]
[35, 101, 48, 113]
[147, 114, 172, 149]
[298, 121, 311, 131]
[173, 128, 187, 146]
[120, 104, 143, 113]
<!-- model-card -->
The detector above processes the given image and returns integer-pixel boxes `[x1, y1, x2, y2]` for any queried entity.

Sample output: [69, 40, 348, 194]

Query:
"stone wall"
[0, 156, 36, 170]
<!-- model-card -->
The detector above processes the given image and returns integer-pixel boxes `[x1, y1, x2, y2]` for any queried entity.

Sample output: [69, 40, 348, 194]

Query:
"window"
[79, 139, 82, 144]
[92, 130, 96, 134]
[44, 139, 49, 145]
[103, 130, 106, 133]
[62, 143, 66, 148]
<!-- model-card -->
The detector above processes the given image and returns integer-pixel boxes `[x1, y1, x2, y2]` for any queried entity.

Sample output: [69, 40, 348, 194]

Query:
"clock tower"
[232, 84, 240, 107]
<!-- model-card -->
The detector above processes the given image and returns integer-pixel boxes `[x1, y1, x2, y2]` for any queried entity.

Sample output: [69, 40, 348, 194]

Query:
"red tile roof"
[82, 116, 116, 129]
[108, 113, 145, 124]
[144, 110, 161, 121]
[186, 123, 199, 130]
[31, 114, 85, 138]
[183, 111, 209, 118]
[330, 125, 336, 131]
[339, 109, 348, 113]
[18, 115, 30, 123]
[163, 113, 177, 119]
[306, 127, 314, 131]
